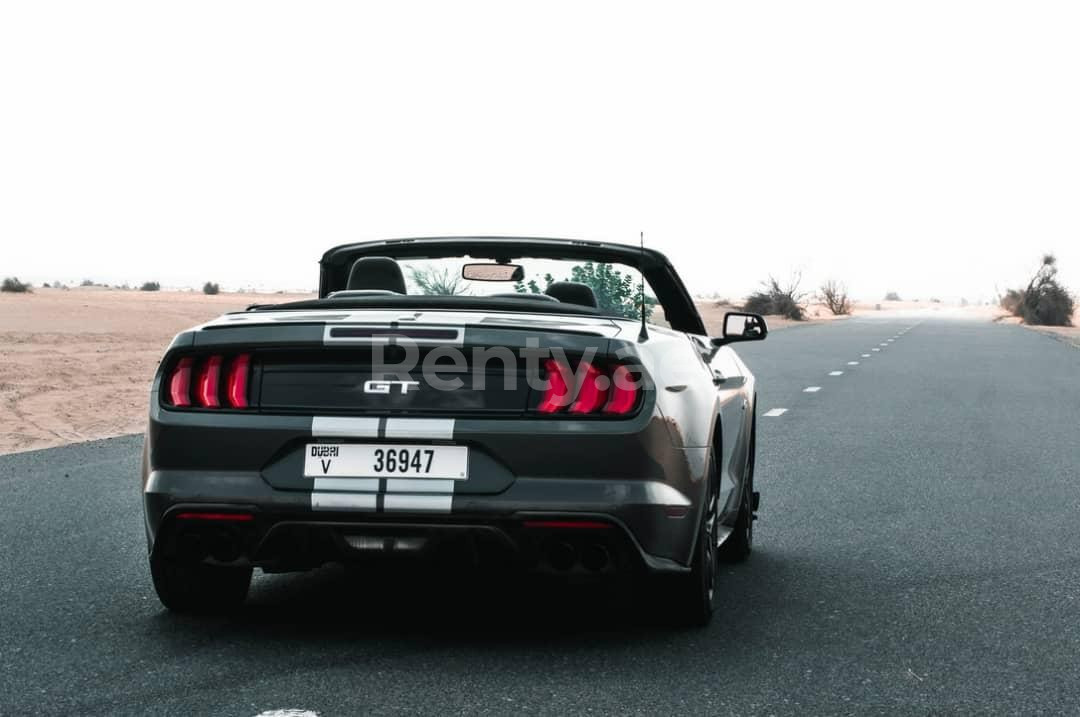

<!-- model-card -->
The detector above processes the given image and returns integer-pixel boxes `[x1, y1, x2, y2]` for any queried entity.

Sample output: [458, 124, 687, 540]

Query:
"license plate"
[304, 444, 468, 480]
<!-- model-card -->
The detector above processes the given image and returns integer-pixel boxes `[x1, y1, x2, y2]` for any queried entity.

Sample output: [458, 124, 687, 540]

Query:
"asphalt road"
[3, 315, 1079, 716]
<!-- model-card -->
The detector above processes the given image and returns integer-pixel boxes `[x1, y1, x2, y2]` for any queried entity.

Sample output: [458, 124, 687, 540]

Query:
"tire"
[150, 555, 252, 614]
[718, 423, 755, 563]
[665, 472, 719, 627]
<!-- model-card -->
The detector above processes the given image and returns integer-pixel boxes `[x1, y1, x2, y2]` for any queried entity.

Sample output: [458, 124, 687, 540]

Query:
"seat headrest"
[545, 281, 598, 308]
[346, 257, 406, 294]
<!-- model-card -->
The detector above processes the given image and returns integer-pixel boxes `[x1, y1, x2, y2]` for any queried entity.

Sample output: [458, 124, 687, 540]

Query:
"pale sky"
[2, 1, 1077, 303]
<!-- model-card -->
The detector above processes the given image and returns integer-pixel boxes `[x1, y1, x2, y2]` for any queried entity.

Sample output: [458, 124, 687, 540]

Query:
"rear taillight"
[568, 361, 608, 414]
[195, 355, 223, 407]
[538, 358, 572, 413]
[604, 365, 638, 415]
[166, 353, 252, 409]
[538, 359, 640, 417]
[226, 354, 251, 408]
[168, 357, 193, 407]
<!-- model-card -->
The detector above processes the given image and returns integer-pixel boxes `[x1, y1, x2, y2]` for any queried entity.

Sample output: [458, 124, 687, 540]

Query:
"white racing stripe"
[311, 492, 377, 511]
[384, 418, 455, 440]
[386, 478, 456, 493]
[311, 416, 379, 438]
[312, 478, 379, 492]
[309, 419, 458, 513]
[384, 494, 453, 512]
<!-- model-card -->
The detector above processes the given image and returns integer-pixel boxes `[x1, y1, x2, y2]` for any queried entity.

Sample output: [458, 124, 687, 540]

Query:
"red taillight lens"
[166, 353, 252, 410]
[603, 365, 639, 415]
[195, 355, 223, 408]
[537, 360, 639, 416]
[168, 357, 193, 407]
[568, 360, 608, 414]
[226, 354, 251, 408]
[538, 358, 572, 413]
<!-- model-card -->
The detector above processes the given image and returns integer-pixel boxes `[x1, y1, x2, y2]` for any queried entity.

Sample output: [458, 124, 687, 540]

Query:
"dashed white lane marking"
[887, 339, 895, 342]
[804, 386, 821, 392]
[879, 343, 888, 346]
[255, 711, 320, 717]
[847, 361, 859, 365]
[862, 353, 871, 357]
[764, 408, 788, 417]
[872, 348, 881, 352]
[829, 371, 844, 376]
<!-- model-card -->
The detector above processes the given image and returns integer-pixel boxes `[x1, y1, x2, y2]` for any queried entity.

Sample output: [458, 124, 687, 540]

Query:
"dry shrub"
[1, 277, 32, 293]
[1002, 255, 1074, 326]
[818, 280, 853, 315]
[744, 275, 807, 320]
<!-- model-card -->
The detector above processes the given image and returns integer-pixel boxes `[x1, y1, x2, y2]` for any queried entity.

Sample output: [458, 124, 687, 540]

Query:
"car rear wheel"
[718, 425, 755, 563]
[664, 472, 718, 626]
[150, 555, 252, 613]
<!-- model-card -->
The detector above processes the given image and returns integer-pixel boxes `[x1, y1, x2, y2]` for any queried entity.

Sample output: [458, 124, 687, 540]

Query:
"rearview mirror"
[712, 312, 768, 346]
[462, 263, 525, 282]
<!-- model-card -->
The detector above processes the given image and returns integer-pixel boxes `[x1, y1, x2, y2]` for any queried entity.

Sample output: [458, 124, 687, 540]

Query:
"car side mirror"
[712, 312, 768, 346]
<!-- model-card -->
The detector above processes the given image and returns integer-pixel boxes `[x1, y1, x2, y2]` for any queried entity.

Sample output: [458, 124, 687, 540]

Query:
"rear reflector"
[175, 512, 254, 522]
[195, 355, 223, 408]
[168, 357, 193, 407]
[523, 520, 613, 530]
[226, 354, 251, 408]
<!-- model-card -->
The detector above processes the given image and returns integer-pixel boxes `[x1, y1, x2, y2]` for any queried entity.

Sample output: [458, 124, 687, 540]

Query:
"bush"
[884, 291, 901, 301]
[203, 281, 220, 295]
[1, 277, 32, 293]
[1004, 254, 1074, 326]
[80, 279, 95, 287]
[744, 275, 807, 320]
[140, 281, 161, 292]
[818, 280, 853, 315]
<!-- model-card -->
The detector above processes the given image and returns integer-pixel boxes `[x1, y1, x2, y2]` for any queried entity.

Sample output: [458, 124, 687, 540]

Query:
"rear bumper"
[144, 470, 698, 575]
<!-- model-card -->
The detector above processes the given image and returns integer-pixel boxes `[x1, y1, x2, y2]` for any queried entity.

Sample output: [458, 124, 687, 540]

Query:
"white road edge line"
[763, 408, 788, 417]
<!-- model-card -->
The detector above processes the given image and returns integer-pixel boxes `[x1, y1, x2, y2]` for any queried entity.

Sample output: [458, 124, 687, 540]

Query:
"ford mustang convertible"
[141, 236, 766, 624]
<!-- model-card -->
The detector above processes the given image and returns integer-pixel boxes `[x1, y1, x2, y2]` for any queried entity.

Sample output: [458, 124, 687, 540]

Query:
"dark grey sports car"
[141, 237, 766, 624]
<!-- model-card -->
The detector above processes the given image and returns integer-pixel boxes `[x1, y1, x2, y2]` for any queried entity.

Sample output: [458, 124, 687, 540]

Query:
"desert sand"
[0, 289, 1036, 455]
[0, 288, 313, 455]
